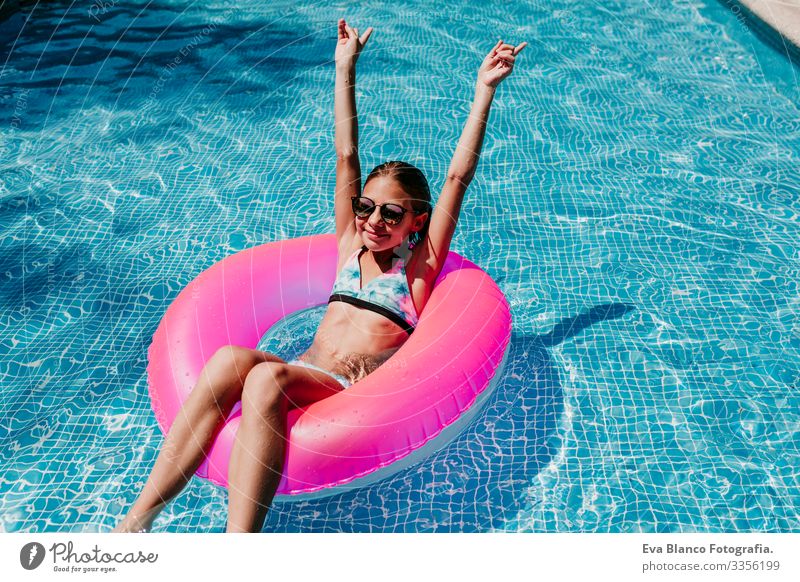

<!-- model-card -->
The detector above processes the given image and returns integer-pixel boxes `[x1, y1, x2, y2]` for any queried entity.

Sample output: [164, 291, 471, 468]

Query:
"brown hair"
[364, 161, 432, 248]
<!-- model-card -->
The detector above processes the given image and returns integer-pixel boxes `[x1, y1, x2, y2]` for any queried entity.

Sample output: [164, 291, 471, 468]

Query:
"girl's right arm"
[334, 19, 373, 243]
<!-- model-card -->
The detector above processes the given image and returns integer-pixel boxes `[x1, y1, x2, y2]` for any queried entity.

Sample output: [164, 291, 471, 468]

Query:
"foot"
[112, 524, 149, 533]
[112, 515, 153, 533]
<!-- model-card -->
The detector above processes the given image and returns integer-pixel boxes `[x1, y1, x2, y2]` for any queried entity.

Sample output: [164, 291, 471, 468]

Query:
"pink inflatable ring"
[146, 233, 512, 500]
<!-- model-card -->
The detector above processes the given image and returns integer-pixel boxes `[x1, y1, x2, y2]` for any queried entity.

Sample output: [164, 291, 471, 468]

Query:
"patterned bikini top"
[328, 245, 419, 334]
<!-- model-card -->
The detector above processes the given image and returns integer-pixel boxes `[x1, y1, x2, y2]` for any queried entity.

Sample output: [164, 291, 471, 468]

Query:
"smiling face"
[357, 175, 427, 252]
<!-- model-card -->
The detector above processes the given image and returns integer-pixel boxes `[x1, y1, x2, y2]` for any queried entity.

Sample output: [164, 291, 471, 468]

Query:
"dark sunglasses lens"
[352, 197, 374, 216]
[381, 205, 405, 224]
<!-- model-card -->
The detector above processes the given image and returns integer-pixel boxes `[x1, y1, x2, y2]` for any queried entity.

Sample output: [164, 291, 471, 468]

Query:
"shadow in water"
[263, 301, 637, 532]
[539, 302, 637, 347]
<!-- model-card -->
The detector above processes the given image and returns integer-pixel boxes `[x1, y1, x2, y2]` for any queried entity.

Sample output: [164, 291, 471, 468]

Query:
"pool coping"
[720, 0, 800, 63]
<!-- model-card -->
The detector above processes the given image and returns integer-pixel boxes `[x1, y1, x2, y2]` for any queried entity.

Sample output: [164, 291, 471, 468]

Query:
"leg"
[225, 361, 346, 533]
[113, 345, 284, 533]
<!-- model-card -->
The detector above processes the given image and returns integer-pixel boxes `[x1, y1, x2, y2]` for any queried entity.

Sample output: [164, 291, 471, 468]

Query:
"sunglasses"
[350, 196, 428, 226]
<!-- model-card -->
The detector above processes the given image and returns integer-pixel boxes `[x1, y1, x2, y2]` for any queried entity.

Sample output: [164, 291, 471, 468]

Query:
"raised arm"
[424, 39, 527, 268]
[333, 19, 373, 243]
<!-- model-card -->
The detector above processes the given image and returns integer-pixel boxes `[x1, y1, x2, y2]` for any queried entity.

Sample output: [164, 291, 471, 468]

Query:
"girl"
[113, 18, 525, 533]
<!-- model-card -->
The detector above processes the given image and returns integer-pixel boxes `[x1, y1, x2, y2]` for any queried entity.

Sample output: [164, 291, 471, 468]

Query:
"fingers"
[492, 40, 528, 56]
[490, 55, 511, 69]
[360, 26, 374, 45]
[493, 48, 516, 66]
[340, 19, 373, 45]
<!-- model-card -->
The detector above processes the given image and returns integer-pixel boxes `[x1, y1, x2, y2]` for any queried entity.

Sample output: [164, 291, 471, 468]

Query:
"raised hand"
[335, 18, 374, 70]
[478, 39, 527, 88]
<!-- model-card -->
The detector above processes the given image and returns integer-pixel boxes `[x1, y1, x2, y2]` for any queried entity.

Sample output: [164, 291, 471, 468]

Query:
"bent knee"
[208, 345, 262, 378]
[241, 362, 290, 413]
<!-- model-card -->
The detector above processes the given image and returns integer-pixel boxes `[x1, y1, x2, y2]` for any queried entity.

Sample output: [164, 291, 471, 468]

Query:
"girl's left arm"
[423, 40, 527, 269]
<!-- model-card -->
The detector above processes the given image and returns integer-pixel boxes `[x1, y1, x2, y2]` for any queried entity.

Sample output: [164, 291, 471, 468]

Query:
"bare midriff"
[296, 301, 410, 383]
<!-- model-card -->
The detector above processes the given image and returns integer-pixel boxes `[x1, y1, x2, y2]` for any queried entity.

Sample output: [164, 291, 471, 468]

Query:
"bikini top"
[328, 245, 419, 334]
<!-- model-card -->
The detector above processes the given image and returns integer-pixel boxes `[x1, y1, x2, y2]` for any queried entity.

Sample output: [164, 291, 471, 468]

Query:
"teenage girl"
[113, 18, 525, 533]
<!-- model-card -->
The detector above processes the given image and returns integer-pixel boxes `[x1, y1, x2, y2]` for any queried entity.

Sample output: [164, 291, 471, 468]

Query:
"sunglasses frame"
[350, 195, 427, 226]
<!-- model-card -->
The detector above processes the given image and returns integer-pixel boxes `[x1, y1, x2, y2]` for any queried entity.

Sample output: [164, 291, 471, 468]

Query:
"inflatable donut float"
[146, 233, 511, 500]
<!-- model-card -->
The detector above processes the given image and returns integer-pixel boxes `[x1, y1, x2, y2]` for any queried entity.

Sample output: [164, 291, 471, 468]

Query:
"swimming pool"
[1, 0, 798, 532]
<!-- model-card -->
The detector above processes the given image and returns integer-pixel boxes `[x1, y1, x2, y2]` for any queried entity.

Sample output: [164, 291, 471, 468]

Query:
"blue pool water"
[1, 0, 799, 532]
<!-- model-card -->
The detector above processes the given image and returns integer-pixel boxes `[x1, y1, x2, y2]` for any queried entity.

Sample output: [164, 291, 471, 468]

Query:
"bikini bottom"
[286, 358, 353, 389]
